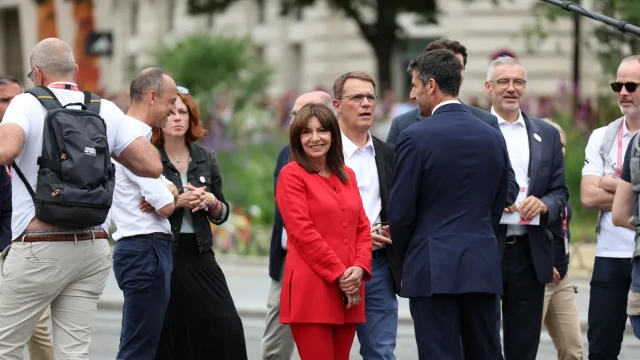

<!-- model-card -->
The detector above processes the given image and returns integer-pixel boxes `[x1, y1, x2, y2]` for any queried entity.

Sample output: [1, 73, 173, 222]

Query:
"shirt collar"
[341, 131, 375, 159]
[432, 99, 461, 114]
[48, 82, 79, 88]
[491, 107, 526, 127]
[622, 117, 633, 137]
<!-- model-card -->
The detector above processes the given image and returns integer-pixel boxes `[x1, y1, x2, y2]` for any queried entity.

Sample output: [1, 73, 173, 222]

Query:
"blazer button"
[342, 221, 347, 228]
[339, 205, 345, 211]
[343, 238, 349, 243]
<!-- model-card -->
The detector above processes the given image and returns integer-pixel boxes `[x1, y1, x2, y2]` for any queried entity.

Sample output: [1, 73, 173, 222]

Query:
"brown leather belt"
[19, 231, 109, 243]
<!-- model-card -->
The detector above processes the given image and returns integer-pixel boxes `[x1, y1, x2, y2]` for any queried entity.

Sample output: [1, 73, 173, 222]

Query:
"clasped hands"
[139, 184, 217, 213]
[504, 195, 548, 220]
[338, 266, 364, 309]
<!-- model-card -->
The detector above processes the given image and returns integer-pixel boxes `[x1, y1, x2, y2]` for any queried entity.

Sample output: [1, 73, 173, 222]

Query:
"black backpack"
[12, 86, 115, 229]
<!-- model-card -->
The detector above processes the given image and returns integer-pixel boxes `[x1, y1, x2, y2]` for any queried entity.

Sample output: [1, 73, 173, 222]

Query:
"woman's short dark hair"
[288, 103, 349, 183]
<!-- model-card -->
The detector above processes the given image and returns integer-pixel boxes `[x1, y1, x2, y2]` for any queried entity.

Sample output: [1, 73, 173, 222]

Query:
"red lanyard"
[4, 165, 10, 179]
[561, 206, 568, 232]
[48, 83, 80, 91]
[616, 120, 624, 177]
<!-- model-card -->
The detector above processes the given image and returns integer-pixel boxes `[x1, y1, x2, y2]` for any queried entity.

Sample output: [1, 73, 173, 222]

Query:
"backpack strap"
[83, 91, 102, 114]
[26, 86, 63, 111]
[10, 162, 35, 200]
[599, 116, 625, 169]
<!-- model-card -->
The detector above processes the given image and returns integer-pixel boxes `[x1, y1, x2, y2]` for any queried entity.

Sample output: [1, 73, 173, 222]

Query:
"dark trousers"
[501, 235, 545, 360]
[587, 256, 632, 359]
[113, 236, 173, 360]
[409, 293, 502, 360]
[356, 250, 398, 359]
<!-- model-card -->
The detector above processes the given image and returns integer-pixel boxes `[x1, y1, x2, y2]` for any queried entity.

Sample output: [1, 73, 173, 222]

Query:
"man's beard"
[418, 99, 432, 117]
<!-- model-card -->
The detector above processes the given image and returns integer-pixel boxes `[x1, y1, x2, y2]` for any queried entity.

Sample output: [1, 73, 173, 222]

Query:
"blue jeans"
[356, 250, 398, 360]
[587, 257, 632, 359]
[113, 236, 173, 360]
[631, 316, 640, 339]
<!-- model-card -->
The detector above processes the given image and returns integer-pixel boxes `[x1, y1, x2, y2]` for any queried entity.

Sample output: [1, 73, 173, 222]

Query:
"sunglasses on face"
[177, 86, 189, 94]
[610, 82, 640, 93]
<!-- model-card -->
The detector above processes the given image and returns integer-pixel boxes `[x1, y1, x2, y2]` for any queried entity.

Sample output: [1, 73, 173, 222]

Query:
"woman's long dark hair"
[288, 103, 348, 183]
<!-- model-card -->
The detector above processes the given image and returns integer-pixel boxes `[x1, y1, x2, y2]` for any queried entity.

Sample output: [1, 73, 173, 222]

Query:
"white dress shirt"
[108, 117, 174, 241]
[492, 107, 530, 237]
[582, 119, 636, 257]
[432, 99, 461, 114]
[341, 131, 382, 249]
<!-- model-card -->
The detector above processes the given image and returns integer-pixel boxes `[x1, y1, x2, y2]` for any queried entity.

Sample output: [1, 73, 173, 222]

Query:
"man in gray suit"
[387, 39, 518, 206]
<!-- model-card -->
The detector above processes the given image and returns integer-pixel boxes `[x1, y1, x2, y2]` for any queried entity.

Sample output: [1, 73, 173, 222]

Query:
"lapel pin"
[534, 134, 542, 142]
[199, 176, 205, 183]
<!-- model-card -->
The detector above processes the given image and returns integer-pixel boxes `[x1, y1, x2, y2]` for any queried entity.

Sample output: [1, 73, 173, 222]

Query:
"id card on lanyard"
[562, 206, 569, 254]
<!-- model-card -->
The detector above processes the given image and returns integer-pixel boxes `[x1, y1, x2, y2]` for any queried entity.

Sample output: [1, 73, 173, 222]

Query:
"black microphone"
[540, 0, 640, 37]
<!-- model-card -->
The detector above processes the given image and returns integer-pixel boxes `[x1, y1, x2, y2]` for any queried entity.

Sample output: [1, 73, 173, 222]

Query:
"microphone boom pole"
[540, 0, 640, 37]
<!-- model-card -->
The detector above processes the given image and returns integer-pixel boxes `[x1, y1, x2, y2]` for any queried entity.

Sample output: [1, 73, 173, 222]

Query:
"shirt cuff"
[160, 174, 173, 186]
[146, 190, 175, 210]
[582, 170, 604, 177]
[209, 202, 228, 225]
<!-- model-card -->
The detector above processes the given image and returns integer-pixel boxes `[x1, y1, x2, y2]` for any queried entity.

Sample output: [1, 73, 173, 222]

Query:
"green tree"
[153, 34, 273, 116]
[524, 0, 640, 76]
[186, 0, 439, 92]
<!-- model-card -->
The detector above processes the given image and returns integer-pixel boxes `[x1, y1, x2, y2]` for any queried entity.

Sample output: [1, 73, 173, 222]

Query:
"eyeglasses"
[177, 86, 189, 94]
[490, 78, 527, 88]
[27, 68, 37, 83]
[610, 82, 640, 93]
[340, 93, 378, 103]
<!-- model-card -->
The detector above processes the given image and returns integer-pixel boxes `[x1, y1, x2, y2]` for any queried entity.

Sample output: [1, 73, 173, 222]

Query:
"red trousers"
[289, 323, 357, 360]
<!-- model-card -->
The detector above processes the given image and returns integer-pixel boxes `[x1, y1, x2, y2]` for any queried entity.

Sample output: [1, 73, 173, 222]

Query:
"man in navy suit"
[388, 49, 509, 360]
[485, 56, 568, 360]
[261, 90, 333, 360]
[386, 39, 518, 207]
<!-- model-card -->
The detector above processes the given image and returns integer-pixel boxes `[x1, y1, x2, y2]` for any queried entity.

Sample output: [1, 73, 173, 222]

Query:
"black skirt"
[155, 234, 248, 360]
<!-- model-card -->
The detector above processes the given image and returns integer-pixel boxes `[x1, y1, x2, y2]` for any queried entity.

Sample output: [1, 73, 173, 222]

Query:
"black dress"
[155, 233, 248, 359]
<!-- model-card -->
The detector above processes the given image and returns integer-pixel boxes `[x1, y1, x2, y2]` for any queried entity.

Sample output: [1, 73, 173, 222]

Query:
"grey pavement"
[26, 254, 637, 359]
[39, 309, 637, 360]
[98, 255, 633, 334]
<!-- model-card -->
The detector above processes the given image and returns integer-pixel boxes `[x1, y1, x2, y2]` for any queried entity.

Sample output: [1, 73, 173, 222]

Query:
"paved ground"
[33, 309, 634, 360]
[97, 252, 633, 334]
[24, 250, 640, 359]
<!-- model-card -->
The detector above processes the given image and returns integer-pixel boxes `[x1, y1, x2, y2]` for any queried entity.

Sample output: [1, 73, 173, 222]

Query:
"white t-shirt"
[0, 82, 149, 239]
[582, 121, 637, 258]
[109, 159, 174, 241]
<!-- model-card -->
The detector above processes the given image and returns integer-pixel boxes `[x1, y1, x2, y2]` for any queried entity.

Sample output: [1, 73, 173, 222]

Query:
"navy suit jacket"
[0, 166, 11, 251]
[387, 105, 519, 206]
[388, 103, 509, 298]
[268, 138, 401, 293]
[268, 145, 290, 281]
[498, 112, 569, 285]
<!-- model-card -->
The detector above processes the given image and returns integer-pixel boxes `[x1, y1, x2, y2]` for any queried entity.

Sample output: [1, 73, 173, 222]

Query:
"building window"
[131, 0, 139, 36]
[257, 0, 265, 24]
[207, 13, 214, 28]
[289, 43, 302, 92]
[168, 0, 176, 32]
[126, 54, 137, 75]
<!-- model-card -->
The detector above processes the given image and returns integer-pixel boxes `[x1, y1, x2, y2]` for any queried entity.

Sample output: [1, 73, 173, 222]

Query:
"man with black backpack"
[0, 38, 163, 359]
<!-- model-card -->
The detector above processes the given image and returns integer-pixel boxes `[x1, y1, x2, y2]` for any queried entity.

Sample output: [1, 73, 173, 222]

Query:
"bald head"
[30, 38, 76, 78]
[291, 91, 333, 117]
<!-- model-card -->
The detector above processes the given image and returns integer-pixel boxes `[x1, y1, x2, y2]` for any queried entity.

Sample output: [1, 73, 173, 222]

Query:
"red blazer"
[276, 162, 372, 324]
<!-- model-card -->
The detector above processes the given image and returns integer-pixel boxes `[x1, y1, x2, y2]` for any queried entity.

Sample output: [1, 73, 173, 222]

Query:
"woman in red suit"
[276, 103, 373, 360]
